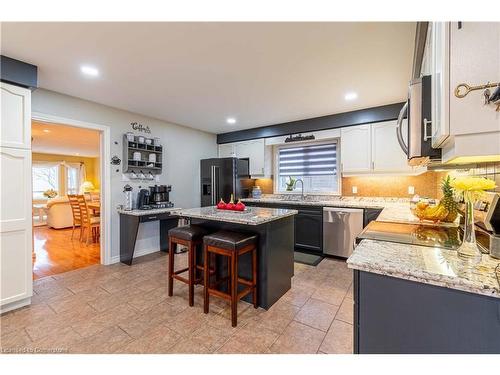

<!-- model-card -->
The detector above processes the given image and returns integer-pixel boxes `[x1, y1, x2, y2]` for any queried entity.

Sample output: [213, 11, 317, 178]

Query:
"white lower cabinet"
[0, 147, 33, 312]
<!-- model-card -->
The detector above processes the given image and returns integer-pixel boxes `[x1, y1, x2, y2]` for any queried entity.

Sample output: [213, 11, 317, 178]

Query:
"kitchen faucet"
[293, 178, 305, 200]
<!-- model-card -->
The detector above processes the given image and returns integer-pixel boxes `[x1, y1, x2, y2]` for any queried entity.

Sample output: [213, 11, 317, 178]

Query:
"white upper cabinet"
[218, 138, 270, 177]
[430, 22, 451, 148]
[0, 82, 31, 150]
[341, 121, 416, 175]
[218, 143, 235, 158]
[449, 22, 500, 136]
[340, 124, 372, 173]
[371, 120, 411, 172]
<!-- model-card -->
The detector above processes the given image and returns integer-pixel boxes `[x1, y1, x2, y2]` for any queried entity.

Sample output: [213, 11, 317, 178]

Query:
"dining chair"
[67, 194, 83, 240]
[76, 194, 100, 245]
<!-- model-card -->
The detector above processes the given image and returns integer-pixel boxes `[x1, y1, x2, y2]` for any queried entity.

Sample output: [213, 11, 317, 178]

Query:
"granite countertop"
[117, 207, 179, 216]
[242, 195, 457, 227]
[347, 239, 500, 299]
[172, 206, 298, 225]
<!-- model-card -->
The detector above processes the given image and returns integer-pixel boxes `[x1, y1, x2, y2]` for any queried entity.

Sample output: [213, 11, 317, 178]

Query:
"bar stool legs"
[203, 237, 258, 327]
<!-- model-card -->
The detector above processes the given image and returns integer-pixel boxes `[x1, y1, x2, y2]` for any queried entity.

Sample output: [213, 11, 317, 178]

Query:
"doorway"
[30, 113, 111, 278]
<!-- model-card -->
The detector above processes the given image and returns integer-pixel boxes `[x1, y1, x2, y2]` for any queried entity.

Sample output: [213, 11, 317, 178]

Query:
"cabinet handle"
[148, 216, 157, 220]
[371, 161, 375, 170]
[423, 118, 432, 141]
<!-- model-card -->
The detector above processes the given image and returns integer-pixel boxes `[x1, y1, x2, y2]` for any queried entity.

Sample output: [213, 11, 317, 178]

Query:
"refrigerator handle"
[210, 165, 215, 205]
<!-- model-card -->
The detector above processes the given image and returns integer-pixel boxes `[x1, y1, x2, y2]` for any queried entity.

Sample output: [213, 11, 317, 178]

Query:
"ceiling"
[32, 121, 100, 157]
[2, 22, 415, 134]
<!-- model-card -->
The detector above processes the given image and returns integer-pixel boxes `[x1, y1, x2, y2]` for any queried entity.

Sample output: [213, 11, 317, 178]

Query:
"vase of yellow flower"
[450, 176, 497, 261]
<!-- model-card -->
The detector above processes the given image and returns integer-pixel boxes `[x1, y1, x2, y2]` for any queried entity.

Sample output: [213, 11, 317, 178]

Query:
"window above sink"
[273, 140, 340, 195]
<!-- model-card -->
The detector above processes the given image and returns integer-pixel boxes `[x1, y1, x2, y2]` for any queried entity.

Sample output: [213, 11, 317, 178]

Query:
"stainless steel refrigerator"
[200, 158, 252, 207]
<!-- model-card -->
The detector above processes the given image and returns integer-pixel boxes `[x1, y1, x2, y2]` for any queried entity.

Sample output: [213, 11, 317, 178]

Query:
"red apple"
[216, 199, 227, 210]
[235, 200, 245, 211]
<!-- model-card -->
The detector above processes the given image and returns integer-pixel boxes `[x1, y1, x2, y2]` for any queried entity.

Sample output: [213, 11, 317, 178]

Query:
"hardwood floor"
[33, 226, 100, 279]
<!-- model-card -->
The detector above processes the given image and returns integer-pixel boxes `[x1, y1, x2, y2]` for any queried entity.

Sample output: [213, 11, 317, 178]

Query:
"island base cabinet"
[354, 270, 500, 354]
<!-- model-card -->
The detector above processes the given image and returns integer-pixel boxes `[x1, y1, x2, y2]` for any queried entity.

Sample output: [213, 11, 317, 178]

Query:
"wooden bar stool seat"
[203, 230, 258, 327]
[168, 225, 214, 306]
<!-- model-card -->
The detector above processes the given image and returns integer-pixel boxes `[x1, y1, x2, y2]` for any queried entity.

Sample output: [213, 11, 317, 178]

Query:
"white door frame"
[31, 111, 112, 265]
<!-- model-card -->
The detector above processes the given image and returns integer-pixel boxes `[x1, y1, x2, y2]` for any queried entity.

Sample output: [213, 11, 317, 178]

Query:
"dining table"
[88, 201, 100, 215]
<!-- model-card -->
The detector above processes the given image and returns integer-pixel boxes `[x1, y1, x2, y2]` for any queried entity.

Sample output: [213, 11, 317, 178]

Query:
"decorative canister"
[137, 135, 145, 143]
[133, 151, 141, 161]
[252, 186, 262, 199]
[126, 132, 135, 142]
[153, 137, 161, 146]
[145, 138, 152, 145]
[123, 184, 133, 211]
[148, 153, 156, 163]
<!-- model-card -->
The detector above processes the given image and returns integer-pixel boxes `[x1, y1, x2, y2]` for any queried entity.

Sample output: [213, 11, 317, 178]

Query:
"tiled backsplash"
[251, 163, 500, 199]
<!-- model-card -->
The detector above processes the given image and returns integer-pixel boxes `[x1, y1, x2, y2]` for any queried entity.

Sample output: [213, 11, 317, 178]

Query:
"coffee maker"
[149, 185, 171, 203]
[137, 189, 151, 210]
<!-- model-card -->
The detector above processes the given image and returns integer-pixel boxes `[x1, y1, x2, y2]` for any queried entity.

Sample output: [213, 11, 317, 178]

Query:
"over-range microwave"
[396, 75, 441, 166]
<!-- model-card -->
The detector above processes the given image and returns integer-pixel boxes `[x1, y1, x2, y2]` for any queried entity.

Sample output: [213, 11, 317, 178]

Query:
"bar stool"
[203, 230, 258, 327]
[168, 225, 213, 306]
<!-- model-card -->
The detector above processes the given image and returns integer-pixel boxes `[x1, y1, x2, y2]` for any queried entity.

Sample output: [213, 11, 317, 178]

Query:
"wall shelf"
[123, 135, 163, 174]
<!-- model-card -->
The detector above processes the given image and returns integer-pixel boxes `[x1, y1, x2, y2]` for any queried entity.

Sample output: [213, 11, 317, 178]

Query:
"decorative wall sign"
[131, 122, 151, 134]
[284, 133, 316, 143]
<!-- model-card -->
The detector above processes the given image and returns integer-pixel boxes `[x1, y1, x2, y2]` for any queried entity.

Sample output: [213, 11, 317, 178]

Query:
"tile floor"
[0, 251, 353, 354]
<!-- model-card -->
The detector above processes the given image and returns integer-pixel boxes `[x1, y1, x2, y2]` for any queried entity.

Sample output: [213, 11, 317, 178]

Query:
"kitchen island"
[172, 206, 298, 309]
[347, 239, 500, 354]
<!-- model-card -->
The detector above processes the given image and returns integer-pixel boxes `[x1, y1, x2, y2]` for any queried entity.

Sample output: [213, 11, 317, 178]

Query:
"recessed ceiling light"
[42, 129, 50, 133]
[344, 92, 358, 101]
[226, 117, 237, 124]
[80, 65, 99, 77]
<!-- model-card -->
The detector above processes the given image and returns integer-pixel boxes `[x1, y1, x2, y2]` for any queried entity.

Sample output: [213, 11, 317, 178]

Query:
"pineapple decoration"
[441, 176, 459, 223]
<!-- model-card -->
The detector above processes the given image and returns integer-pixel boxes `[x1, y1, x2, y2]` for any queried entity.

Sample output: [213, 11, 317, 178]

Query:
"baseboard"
[109, 247, 161, 264]
[0, 297, 31, 314]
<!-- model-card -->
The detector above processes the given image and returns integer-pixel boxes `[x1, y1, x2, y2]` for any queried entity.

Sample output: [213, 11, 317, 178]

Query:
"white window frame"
[273, 138, 341, 196]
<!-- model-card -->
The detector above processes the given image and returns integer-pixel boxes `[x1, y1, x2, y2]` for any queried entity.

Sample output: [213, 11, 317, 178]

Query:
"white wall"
[32, 89, 217, 261]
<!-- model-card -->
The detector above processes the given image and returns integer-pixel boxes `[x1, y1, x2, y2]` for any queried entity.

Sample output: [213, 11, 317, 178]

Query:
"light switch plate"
[408, 186, 415, 195]
[352, 186, 358, 194]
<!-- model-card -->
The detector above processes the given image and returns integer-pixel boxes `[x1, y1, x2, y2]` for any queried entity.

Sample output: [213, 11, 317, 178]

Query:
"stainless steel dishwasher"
[323, 207, 364, 258]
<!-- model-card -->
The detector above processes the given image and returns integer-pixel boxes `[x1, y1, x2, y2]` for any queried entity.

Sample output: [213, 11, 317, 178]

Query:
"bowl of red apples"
[216, 195, 247, 212]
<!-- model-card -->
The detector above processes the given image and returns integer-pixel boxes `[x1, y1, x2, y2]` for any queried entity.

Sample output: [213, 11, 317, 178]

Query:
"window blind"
[278, 143, 337, 176]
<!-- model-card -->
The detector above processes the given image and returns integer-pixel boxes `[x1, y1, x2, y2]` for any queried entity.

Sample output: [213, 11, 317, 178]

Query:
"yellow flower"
[450, 176, 496, 195]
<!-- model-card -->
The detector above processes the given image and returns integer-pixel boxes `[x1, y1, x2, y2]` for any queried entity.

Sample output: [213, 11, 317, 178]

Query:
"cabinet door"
[430, 22, 451, 147]
[450, 22, 500, 136]
[235, 139, 265, 176]
[371, 120, 411, 172]
[341, 124, 372, 173]
[0, 82, 31, 150]
[247, 139, 265, 176]
[294, 210, 323, 253]
[1, 147, 33, 309]
[218, 143, 235, 158]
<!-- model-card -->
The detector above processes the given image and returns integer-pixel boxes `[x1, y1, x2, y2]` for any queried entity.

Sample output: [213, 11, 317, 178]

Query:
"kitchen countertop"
[172, 206, 298, 225]
[242, 195, 456, 227]
[347, 239, 500, 299]
[117, 207, 179, 216]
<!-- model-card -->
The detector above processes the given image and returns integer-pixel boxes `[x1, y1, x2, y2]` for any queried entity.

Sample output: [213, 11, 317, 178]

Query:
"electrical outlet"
[352, 186, 358, 194]
[408, 186, 415, 195]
